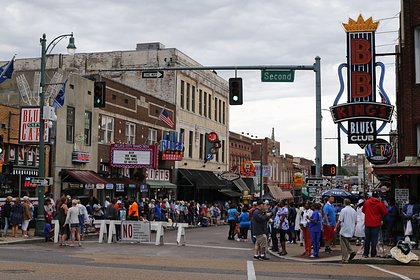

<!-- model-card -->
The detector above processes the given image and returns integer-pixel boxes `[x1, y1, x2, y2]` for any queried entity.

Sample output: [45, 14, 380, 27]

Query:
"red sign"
[19, 107, 50, 144]
[240, 161, 255, 176]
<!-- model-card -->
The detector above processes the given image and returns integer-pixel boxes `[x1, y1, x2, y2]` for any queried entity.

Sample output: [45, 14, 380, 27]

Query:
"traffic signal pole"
[99, 57, 323, 177]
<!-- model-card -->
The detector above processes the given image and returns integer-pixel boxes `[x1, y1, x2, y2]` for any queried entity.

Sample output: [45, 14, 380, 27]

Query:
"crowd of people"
[224, 191, 420, 263]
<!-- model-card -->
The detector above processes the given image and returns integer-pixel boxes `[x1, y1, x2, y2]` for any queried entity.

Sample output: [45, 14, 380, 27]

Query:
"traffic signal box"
[94, 81, 106, 108]
[229, 78, 243, 105]
[322, 164, 337, 176]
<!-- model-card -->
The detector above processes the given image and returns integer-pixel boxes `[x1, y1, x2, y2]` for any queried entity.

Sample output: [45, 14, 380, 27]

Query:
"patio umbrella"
[321, 188, 356, 202]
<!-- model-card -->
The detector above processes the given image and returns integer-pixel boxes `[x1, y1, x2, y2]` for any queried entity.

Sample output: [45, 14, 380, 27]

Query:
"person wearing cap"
[335, 198, 357, 263]
[252, 200, 272, 260]
[362, 191, 387, 258]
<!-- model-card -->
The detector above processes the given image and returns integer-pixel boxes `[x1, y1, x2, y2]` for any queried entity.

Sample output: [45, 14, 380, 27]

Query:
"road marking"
[247, 261, 256, 280]
[367, 264, 413, 280]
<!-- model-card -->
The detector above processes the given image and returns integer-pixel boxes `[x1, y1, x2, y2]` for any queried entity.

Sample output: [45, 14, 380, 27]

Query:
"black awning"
[218, 188, 242, 198]
[178, 169, 224, 189]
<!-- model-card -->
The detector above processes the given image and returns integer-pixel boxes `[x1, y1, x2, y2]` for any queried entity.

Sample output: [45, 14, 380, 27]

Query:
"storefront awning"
[232, 178, 250, 192]
[146, 180, 177, 189]
[178, 169, 224, 189]
[373, 157, 420, 175]
[267, 184, 293, 201]
[218, 188, 242, 198]
[62, 169, 109, 184]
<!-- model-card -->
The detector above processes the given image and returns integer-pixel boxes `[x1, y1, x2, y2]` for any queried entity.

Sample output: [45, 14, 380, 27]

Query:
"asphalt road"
[0, 225, 418, 280]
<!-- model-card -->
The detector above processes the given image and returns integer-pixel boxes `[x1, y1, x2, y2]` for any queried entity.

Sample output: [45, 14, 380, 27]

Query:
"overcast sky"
[1, 0, 400, 165]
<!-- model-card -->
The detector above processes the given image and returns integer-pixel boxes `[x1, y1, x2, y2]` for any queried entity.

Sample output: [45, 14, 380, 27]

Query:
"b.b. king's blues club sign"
[330, 15, 394, 148]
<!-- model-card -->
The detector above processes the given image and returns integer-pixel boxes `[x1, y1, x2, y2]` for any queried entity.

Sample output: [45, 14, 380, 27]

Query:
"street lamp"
[36, 33, 76, 236]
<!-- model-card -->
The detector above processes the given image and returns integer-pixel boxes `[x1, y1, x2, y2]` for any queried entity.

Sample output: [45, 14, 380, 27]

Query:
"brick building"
[374, 0, 420, 204]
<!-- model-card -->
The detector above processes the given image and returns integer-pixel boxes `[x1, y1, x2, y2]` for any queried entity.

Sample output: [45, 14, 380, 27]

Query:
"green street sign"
[261, 70, 295, 82]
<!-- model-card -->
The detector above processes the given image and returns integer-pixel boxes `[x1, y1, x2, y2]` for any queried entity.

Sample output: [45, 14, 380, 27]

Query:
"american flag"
[159, 109, 174, 128]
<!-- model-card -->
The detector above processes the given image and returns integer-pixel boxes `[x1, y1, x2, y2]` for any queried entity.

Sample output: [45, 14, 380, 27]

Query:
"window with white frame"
[148, 128, 157, 145]
[99, 115, 114, 144]
[126, 122, 136, 144]
[415, 27, 420, 84]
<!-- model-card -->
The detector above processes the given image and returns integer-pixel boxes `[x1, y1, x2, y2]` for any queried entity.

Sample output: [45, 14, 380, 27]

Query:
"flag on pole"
[0, 57, 15, 85]
[159, 109, 174, 128]
[53, 81, 66, 109]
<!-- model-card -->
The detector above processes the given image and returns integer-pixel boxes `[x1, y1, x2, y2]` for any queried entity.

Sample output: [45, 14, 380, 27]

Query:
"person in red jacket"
[362, 191, 387, 258]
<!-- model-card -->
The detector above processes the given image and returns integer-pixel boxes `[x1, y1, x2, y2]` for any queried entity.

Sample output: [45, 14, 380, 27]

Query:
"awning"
[178, 169, 224, 189]
[373, 157, 420, 175]
[218, 188, 242, 198]
[267, 184, 293, 201]
[232, 177, 250, 192]
[146, 180, 177, 189]
[62, 169, 109, 184]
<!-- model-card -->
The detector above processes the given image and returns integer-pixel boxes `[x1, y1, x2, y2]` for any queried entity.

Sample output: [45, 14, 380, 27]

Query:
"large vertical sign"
[19, 107, 50, 144]
[330, 15, 394, 148]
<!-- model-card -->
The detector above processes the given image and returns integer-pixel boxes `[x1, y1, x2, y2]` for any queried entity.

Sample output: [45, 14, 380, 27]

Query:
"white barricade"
[107, 220, 121, 243]
[151, 221, 167, 245]
[176, 223, 188, 246]
[52, 219, 60, 243]
[93, 219, 107, 243]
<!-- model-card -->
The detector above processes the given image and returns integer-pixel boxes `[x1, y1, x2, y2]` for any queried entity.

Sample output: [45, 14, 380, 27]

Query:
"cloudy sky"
[1, 0, 400, 165]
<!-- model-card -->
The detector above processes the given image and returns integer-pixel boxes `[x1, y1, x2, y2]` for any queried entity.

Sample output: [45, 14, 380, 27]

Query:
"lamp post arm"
[45, 33, 74, 55]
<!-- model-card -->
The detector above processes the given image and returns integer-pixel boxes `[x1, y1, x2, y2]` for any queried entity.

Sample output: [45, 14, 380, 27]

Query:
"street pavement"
[0, 225, 419, 280]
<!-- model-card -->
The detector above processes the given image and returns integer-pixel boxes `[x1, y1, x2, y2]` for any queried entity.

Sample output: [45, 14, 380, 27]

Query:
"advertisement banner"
[19, 107, 50, 144]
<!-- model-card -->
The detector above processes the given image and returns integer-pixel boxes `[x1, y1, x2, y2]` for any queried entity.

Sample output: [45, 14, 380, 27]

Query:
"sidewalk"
[0, 228, 43, 245]
[267, 241, 420, 266]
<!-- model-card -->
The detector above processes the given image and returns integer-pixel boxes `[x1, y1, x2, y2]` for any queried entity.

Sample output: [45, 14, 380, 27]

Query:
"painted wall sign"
[19, 107, 50, 144]
[330, 15, 394, 147]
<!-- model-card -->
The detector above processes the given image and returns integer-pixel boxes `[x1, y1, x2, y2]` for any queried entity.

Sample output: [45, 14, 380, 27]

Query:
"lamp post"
[36, 33, 76, 236]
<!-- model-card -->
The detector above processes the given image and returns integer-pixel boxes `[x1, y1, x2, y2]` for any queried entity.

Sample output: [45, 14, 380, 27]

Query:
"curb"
[267, 249, 420, 266]
[0, 237, 44, 245]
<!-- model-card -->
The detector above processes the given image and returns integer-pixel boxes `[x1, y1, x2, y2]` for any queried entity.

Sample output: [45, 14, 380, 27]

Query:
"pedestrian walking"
[227, 204, 238, 240]
[322, 196, 336, 253]
[300, 201, 313, 256]
[362, 192, 387, 258]
[2, 196, 12, 237]
[308, 203, 322, 258]
[335, 198, 357, 263]
[10, 197, 23, 238]
[252, 200, 272, 260]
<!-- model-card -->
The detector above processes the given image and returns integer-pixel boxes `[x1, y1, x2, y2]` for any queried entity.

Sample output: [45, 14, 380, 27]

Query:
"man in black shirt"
[251, 200, 272, 260]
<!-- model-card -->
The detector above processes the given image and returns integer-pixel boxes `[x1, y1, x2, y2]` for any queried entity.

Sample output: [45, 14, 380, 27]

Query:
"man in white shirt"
[335, 198, 357, 263]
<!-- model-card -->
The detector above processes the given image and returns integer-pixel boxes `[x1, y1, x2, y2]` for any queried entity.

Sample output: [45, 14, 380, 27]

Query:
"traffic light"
[204, 132, 221, 163]
[322, 164, 337, 176]
[229, 78, 243, 105]
[94, 81, 106, 108]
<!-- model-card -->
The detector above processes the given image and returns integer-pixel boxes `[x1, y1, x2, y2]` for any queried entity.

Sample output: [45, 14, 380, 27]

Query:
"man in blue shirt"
[322, 196, 336, 253]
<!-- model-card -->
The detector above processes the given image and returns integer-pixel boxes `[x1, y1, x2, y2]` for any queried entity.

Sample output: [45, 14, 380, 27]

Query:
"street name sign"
[31, 177, 51, 186]
[142, 71, 164, 79]
[306, 177, 323, 187]
[261, 70, 295, 82]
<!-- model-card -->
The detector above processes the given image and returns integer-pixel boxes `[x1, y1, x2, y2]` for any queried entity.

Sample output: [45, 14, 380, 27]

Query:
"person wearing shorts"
[251, 200, 272, 261]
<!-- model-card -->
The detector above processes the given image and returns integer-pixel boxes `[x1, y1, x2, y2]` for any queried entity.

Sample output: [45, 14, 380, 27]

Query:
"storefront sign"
[395, 189, 409, 206]
[240, 161, 255, 176]
[365, 138, 393, 164]
[106, 183, 114, 190]
[96, 183, 105, 190]
[140, 184, 148, 192]
[72, 151, 90, 163]
[330, 15, 394, 147]
[110, 144, 157, 169]
[159, 131, 184, 161]
[19, 107, 50, 144]
[293, 173, 304, 187]
[147, 169, 170, 181]
[116, 183, 124, 192]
